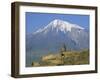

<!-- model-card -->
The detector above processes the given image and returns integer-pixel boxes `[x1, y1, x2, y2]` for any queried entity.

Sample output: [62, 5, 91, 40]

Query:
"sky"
[26, 12, 90, 34]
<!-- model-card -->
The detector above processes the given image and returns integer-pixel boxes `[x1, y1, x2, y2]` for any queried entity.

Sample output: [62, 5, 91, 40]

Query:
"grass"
[31, 49, 89, 67]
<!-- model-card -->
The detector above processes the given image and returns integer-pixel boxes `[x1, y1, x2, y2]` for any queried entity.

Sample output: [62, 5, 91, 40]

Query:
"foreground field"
[31, 49, 89, 67]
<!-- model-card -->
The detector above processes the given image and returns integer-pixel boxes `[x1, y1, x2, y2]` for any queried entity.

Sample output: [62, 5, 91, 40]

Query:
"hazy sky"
[26, 12, 90, 34]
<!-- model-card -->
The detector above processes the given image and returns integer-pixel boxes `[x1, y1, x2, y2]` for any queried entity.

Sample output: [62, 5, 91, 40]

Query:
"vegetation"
[31, 44, 89, 67]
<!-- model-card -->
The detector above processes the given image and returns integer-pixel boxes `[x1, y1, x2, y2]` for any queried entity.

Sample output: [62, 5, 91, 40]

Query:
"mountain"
[26, 19, 89, 55]
[33, 19, 84, 34]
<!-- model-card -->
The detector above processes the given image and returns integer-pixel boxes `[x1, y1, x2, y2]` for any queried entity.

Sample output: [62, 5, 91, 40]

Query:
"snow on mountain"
[33, 19, 84, 34]
[26, 19, 89, 56]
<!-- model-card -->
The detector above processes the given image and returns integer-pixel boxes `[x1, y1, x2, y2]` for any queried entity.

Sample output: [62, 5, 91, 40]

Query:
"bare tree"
[60, 43, 66, 64]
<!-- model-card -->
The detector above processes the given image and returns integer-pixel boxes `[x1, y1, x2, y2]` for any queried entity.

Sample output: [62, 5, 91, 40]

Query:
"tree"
[63, 43, 66, 51]
[60, 43, 66, 52]
[60, 43, 66, 64]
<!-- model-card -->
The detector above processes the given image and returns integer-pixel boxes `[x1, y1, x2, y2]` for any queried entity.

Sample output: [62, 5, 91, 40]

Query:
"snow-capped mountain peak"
[27, 19, 89, 54]
[33, 19, 84, 34]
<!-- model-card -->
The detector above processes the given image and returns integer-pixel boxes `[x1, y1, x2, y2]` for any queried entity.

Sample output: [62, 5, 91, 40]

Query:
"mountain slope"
[26, 19, 89, 55]
[33, 19, 84, 34]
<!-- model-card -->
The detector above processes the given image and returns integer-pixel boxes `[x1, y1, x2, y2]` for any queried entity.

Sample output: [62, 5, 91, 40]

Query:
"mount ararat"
[26, 19, 89, 55]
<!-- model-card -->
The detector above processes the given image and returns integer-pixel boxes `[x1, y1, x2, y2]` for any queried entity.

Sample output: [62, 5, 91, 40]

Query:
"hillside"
[31, 49, 89, 67]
